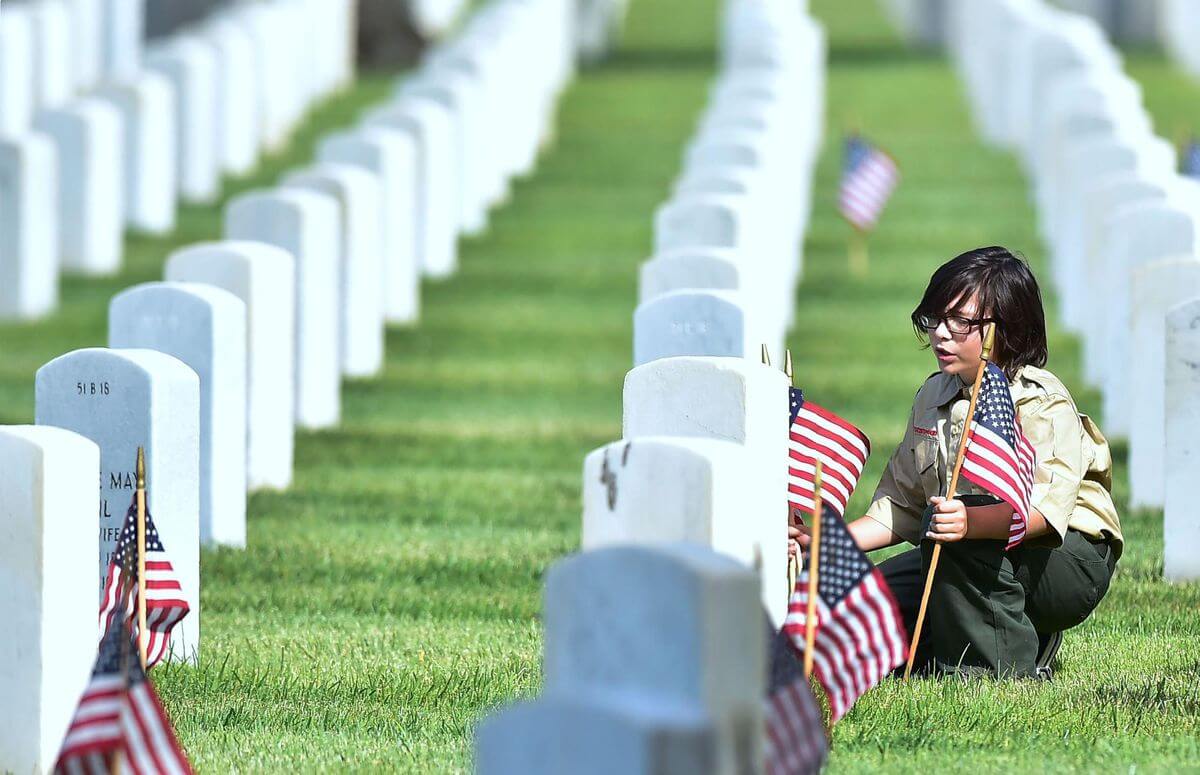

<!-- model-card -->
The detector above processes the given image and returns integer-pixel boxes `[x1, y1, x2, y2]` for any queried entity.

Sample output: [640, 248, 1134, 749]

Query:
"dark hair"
[910, 246, 1048, 375]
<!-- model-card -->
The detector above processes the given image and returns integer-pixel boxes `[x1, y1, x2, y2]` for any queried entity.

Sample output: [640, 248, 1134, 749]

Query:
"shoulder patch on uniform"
[913, 425, 938, 439]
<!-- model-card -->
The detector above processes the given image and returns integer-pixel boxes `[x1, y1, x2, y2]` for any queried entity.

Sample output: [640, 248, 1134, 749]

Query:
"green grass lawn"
[1, 0, 1197, 771]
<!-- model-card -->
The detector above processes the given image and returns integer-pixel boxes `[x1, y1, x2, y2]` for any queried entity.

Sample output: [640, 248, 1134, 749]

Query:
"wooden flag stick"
[803, 460, 823, 679]
[902, 323, 996, 680]
[135, 447, 148, 669]
[784, 349, 797, 600]
[849, 228, 868, 277]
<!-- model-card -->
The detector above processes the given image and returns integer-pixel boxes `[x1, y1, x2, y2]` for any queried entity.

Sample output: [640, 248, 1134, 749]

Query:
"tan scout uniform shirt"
[864, 364, 1123, 558]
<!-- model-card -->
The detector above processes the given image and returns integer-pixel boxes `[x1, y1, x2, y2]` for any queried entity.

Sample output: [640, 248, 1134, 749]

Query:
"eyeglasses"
[915, 314, 994, 335]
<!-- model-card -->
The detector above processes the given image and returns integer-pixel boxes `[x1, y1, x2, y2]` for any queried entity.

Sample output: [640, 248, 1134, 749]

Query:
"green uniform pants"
[879, 528, 1117, 678]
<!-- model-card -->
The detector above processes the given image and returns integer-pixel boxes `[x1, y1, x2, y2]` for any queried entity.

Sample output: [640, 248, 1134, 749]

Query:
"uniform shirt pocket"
[913, 436, 940, 499]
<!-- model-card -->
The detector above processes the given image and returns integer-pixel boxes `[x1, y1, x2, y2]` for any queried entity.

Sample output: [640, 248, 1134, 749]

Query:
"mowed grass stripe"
[802, 2, 1200, 771]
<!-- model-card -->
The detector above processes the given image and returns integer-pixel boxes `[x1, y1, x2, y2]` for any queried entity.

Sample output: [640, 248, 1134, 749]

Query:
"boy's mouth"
[935, 345, 956, 362]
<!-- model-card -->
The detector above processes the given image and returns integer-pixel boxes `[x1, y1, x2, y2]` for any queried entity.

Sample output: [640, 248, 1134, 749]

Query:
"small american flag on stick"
[838, 133, 899, 232]
[959, 362, 1036, 549]
[789, 387, 870, 518]
[55, 606, 193, 775]
[98, 497, 189, 668]
[764, 620, 827, 775]
[783, 503, 907, 723]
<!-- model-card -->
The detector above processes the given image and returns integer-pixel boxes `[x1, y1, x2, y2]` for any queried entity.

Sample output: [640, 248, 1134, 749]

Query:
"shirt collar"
[928, 364, 1033, 407]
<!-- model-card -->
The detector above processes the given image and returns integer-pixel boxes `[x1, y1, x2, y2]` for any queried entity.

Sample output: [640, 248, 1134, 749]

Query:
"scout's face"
[926, 294, 986, 380]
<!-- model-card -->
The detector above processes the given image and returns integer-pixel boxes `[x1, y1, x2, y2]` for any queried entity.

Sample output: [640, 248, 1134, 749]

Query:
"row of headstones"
[473, 3, 823, 768]
[948, 0, 1200, 581]
[879, 0, 1162, 48]
[478, 357, 791, 773]
[0, 0, 590, 771]
[633, 0, 825, 370]
[0, 0, 354, 320]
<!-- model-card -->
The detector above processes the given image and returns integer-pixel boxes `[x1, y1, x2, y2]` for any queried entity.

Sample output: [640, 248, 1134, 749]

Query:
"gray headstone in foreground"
[476, 544, 763, 775]
[33, 98, 124, 276]
[165, 241, 296, 491]
[0, 134, 59, 320]
[109, 282, 248, 548]
[225, 189, 341, 429]
[35, 347, 200, 664]
[1165, 298, 1200, 581]
[282, 163, 386, 378]
[0, 426, 99, 775]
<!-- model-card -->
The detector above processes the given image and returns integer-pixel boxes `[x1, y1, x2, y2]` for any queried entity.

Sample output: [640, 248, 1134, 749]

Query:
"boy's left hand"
[927, 496, 967, 542]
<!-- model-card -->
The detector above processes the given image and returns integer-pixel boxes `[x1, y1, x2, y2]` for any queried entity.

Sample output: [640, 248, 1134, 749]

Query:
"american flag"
[55, 605, 192, 775]
[783, 503, 907, 723]
[838, 133, 899, 232]
[98, 497, 189, 668]
[1180, 136, 1200, 178]
[959, 362, 1036, 549]
[789, 387, 870, 518]
[764, 620, 827, 775]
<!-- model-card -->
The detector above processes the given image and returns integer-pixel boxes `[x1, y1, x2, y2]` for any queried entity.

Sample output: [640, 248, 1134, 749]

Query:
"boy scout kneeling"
[793, 246, 1122, 678]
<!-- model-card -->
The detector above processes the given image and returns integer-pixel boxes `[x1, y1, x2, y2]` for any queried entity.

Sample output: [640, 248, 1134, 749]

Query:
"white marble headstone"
[0, 135, 59, 320]
[94, 73, 178, 234]
[318, 127, 420, 324]
[638, 249, 742, 303]
[282, 163, 385, 378]
[633, 289, 761, 367]
[29, 0, 72, 111]
[622, 356, 789, 625]
[363, 98, 459, 278]
[0, 6, 36, 136]
[199, 17, 259, 176]
[1100, 201, 1197, 439]
[582, 435, 783, 623]
[1128, 257, 1200, 510]
[109, 283, 248, 548]
[35, 347, 200, 664]
[100, 0, 145, 82]
[225, 189, 342, 429]
[1164, 297, 1200, 581]
[398, 74, 481, 236]
[65, 0, 104, 92]
[165, 241, 296, 491]
[33, 98, 124, 276]
[0, 426, 99, 775]
[653, 196, 743, 253]
[145, 36, 220, 205]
